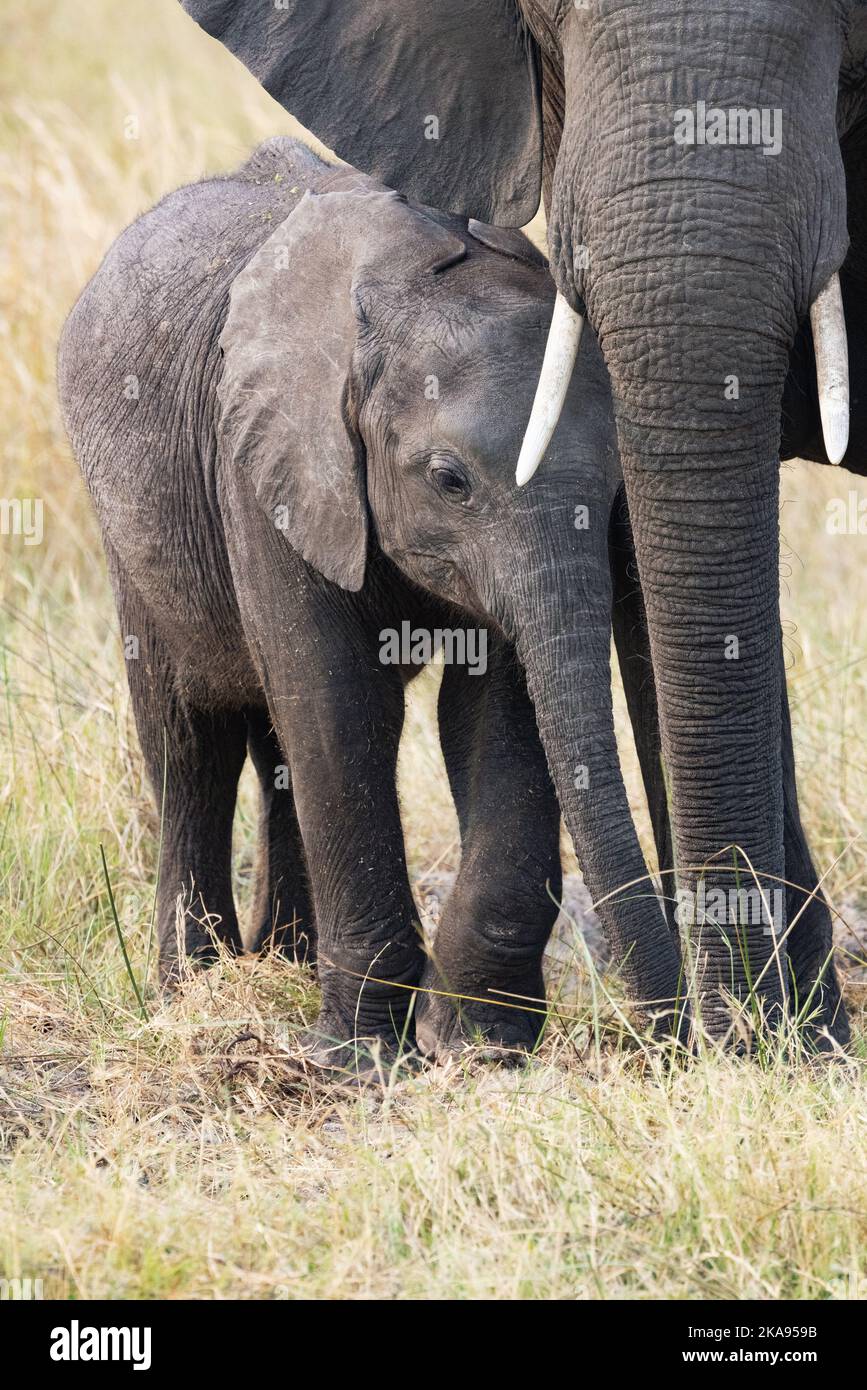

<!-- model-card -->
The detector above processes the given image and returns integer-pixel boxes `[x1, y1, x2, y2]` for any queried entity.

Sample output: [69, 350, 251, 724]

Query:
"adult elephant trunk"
[611, 329, 790, 1039]
[522, 250, 841, 1038]
[505, 491, 684, 1035]
[533, 247, 799, 1036]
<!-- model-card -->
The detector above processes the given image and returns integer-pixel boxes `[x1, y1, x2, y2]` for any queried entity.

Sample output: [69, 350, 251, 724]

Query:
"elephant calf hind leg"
[151, 707, 248, 986]
[117, 588, 247, 986]
[417, 874, 560, 1064]
[416, 648, 562, 1063]
[245, 709, 316, 964]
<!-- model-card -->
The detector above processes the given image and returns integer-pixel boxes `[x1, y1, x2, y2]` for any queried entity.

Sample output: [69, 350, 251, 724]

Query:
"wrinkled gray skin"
[178, 0, 862, 1043]
[58, 139, 683, 1063]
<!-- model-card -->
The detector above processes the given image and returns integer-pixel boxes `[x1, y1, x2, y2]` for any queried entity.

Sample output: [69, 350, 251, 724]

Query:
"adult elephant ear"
[179, 0, 542, 226]
[217, 186, 466, 591]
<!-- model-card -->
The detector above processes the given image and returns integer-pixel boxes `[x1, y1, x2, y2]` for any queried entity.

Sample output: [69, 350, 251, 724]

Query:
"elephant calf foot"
[158, 899, 245, 993]
[301, 965, 421, 1076]
[248, 909, 318, 968]
[298, 1022, 415, 1082]
[299, 995, 421, 1080]
[415, 962, 546, 1066]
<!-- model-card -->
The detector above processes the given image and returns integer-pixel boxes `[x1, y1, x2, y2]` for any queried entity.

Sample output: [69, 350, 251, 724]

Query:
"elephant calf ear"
[218, 192, 368, 591]
[179, 0, 542, 227]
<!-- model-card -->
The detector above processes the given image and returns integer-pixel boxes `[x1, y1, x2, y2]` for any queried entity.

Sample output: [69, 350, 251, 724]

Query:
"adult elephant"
[177, 0, 865, 1042]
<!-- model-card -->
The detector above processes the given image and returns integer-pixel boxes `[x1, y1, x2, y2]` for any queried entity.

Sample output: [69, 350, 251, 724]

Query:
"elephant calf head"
[218, 177, 612, 610]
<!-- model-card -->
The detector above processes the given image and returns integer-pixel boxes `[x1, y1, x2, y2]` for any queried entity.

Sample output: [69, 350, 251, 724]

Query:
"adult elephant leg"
[609, 493, 849, 1049]
[245, 708, 316, 965]
[779, 657, 850, 1049]
[415, 633, 562, 1062]
[608, 485, 677, 937]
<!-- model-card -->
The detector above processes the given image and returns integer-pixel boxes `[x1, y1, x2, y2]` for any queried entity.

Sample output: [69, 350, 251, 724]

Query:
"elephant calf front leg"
[223, 497, 425, 1064]
[289, 680, 425, 1060]
[259, 642, 424, 1066]
[416, 644, 563, 1062]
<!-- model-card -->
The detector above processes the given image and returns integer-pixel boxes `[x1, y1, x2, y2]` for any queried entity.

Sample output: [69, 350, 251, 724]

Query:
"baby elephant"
[59, 137, 680, 1064]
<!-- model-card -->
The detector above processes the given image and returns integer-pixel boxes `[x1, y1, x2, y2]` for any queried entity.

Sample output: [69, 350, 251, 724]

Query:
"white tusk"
[516, 292, 585, 486]
[810, 272, 849, 465]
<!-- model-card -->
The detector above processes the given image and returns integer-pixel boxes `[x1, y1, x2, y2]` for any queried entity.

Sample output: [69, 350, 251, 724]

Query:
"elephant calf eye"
[427, 457, 472, 503]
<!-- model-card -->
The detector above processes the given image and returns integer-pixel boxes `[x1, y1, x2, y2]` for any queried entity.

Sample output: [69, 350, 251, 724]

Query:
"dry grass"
[1, 0, 866, 1300]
